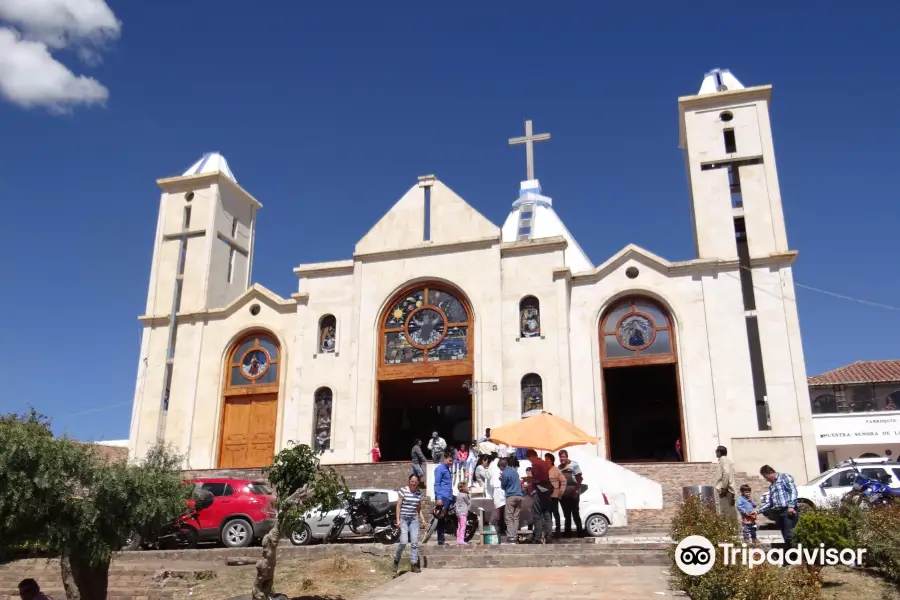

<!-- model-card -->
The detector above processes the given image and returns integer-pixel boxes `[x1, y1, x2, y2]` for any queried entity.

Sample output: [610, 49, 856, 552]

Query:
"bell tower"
[678, 69, 795, 432]
[678, 68, 789, 261]
[132, 152, 262, 448]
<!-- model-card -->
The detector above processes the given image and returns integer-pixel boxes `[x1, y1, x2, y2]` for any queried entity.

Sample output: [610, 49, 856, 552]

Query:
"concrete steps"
[420, 542, 671, 569]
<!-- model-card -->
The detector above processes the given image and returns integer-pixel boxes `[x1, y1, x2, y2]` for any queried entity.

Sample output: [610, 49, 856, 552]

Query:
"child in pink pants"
[455, 482, 471, 545]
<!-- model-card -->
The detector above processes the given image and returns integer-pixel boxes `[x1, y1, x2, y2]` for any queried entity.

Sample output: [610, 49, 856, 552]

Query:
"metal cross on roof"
[508, 120, 551, 181]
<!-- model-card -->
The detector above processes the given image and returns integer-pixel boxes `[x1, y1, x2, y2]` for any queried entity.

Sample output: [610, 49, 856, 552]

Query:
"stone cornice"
[156, 172, 263, 209]
[138, 283, 294, 326]
[500, 236, 568, 257]
[565, 244, 798, 285]
[352, 235, 500, 263]
[293, 259, 355, 278]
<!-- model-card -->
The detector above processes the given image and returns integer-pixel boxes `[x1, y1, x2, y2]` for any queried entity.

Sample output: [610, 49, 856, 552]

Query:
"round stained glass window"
[406, 308, 446, 348]
[241, 349, 270, 379]
[617, 314, 655, 350]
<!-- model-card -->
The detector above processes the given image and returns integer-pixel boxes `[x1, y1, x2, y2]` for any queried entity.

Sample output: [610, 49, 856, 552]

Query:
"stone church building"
[127, 69, 819, 483]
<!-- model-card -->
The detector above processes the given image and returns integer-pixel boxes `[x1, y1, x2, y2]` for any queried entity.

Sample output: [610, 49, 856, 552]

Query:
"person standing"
[487, 454, 506, 536]
[455, 482, 471, 546]
[559, 449, 584, 537]
[472, 455, 489, 497]
[369, 442, 381, 463]
[757, 464, 799, 548]
[499, 457, 524, 544]
[478, 428, 491, 443]
[524, 449, 553, 543]
[411, 439, 427, 488]
[433, 454, 454, 545]
[713, 446, 737, 521]
[428, 431, 447, 463]
[393, 474, 426, 575]
[545, 453, 566, 537]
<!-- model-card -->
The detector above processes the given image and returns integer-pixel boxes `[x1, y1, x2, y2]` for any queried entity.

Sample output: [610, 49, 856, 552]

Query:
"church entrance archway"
[599, 297, 686, 462]
[217, 331, 280, 468]
[376, 283, 474, 461]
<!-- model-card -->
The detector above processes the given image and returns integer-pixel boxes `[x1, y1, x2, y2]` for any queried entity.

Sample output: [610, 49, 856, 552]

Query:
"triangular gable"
[355, 179, 499, 255]
[584, 244, 675, 280]
[218, 283, 296, 317]
[428, 180, 499, 244]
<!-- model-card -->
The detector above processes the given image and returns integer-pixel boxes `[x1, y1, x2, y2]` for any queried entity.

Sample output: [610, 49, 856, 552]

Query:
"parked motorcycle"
[324, 494, 400, 544]
[421, 500, 478, 544]
[123, 488, 214, 550]
[841, 459, 900, 509]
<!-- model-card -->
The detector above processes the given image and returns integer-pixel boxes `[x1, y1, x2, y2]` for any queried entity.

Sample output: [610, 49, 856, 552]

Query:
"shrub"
[668, 496, 823, 600]
[794, 507, 854, 551]
[853, 502, 900, 583]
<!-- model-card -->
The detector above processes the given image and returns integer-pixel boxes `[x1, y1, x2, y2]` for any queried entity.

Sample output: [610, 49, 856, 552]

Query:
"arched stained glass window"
[313, 387, 333, 452]
[226, 332, 280, 389]
[600, 297, 674, 362]
[381, 285, 472, 365]
[520, 296, 541, 338]
[319, 315, 336, 354]
[521, 374, 543, 414]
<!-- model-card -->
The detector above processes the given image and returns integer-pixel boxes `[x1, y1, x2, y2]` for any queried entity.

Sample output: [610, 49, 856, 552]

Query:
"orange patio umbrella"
[488, 411, 599, 452]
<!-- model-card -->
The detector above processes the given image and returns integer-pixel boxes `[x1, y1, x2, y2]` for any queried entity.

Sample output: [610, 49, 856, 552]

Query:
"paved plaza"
[359, 566, 679, 599]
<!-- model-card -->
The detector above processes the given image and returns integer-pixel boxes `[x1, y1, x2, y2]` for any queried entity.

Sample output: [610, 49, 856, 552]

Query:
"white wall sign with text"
[813, 412, 900, 446]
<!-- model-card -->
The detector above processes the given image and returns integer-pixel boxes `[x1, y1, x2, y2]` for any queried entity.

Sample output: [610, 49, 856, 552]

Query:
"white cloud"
[0, 0, 119, 112]
[0, 0, 120, 49]
[0, 27, 108, 112]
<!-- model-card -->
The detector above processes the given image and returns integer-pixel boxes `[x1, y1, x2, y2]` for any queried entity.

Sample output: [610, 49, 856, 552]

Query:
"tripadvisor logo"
[674, 535, 866, 575]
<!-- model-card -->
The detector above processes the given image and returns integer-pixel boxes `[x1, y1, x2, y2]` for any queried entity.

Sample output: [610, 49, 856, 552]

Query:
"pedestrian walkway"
[359, 566, 675, 599]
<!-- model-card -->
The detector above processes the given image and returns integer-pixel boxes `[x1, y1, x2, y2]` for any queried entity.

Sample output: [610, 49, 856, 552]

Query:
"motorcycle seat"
[367, 501, 395, 518]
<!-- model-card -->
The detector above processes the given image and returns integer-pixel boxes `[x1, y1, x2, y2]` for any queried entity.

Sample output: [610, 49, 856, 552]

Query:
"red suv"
[190, 478, 276, 548]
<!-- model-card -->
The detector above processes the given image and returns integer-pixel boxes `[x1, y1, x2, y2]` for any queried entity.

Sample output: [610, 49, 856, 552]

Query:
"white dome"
[182, 152, 237, 182]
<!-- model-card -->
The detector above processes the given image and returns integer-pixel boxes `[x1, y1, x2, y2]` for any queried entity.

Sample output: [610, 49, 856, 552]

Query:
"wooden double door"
[218, 393, 277, 468]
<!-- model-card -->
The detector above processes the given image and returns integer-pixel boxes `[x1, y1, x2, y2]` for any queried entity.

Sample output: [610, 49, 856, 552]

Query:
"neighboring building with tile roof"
[807, 360, 900, 471]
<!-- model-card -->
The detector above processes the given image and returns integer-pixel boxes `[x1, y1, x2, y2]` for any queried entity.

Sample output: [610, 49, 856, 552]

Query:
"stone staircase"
[420, 540, 670, 569]
[184, 460, 768, 534]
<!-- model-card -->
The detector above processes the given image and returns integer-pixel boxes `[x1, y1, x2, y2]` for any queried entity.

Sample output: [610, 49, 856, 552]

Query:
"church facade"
[127, 70, 819, 482]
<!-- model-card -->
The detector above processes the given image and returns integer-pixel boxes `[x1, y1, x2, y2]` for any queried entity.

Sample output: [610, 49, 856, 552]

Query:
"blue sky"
[1, 2, 898, 441]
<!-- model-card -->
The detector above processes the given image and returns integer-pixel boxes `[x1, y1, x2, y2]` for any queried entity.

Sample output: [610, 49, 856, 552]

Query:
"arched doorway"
[377, 283, 474, 461]
[599, 297, 685, 462]
[217, 331, 280, 468]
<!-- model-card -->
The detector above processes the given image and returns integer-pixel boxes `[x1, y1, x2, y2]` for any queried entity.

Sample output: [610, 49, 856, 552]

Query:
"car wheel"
[290, 523, 312, 546]
[585, 514, 610, 538]
[797, 500, 814, 514]
[221, 518, 253, 548]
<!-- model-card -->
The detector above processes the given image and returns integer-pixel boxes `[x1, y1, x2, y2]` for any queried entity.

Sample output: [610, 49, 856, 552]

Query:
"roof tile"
[808, 360, 900, 386]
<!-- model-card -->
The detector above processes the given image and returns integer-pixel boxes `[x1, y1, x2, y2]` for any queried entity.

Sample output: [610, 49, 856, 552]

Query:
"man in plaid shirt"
[758, 464, 798, 548]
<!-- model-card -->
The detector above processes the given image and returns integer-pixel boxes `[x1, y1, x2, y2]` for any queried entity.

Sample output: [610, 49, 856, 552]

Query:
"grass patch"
[176, 554, 395, 600]
[821, 566, 900, 600]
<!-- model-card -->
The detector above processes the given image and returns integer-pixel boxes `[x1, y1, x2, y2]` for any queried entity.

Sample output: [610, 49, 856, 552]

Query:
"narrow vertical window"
[519, 296, 541, 338]
[319, 315, 337, 353]
[423, 186, 431, 242]
[231, 217, 238, 238]
[227, 247, 236, 283]
[723, 128, 737, 154]
[521, 373, 543, 414]
[313, 387, 333, 451]
[183, 206, 192, 229]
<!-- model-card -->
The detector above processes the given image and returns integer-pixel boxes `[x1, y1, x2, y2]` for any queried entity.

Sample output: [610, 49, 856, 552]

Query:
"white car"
[759, 458, 900, 511]
[290, 488, 399, 546]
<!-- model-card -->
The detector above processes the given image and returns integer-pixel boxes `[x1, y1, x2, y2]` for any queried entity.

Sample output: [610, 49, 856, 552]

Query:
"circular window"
[617, 313, 655, 350]
[625, 266, 639, 279]
[720, 111, 734, 122]
[249, 303, 261, 316]
[185, 191, 195, 202]
[406, 307, 447, 348]
[240, 348, 270, 379]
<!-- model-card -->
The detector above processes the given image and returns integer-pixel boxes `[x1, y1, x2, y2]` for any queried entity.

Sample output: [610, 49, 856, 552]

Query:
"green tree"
[0, 410, 188, 600]
[253, 442, 347, 600]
